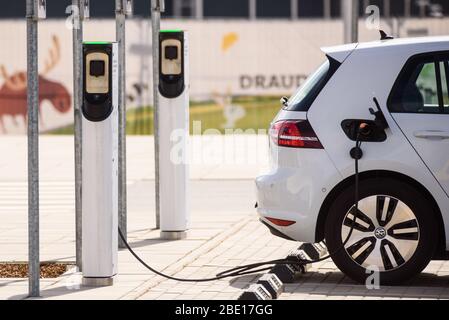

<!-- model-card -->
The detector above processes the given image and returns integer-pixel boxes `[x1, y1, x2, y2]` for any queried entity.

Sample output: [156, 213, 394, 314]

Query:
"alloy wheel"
[341, 195, 420, 272]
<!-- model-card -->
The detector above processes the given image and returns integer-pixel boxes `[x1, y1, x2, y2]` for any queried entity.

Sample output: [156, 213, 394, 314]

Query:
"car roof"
[322, 36, 449, 63]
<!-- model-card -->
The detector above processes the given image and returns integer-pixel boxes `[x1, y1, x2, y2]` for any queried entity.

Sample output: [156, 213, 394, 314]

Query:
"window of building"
[89, 0, 115, 17]
[331, 0, 341, 18]
[162, 0, 174, 17]
[204, 0, 249, 18]
[257, 0, 290, 18]
[390, 0, 405, 17]
[410, 0, 422, 16]
[133, 0, 151, 17]
[361, 0, 384, 17]
[172, 0, 196, 17]
[0, 2, 25, 18]
[45, 0, 71, 18]
[298, 0, 324, 18]
[361, 0, 399, 17]
[429, 0, 448, 17]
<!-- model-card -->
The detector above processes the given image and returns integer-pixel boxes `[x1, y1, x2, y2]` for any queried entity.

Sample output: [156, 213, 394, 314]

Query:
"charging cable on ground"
[118, 125, 365, 282]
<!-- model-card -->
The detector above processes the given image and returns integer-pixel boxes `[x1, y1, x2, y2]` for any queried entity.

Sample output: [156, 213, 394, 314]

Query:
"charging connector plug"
[350, 123, 367, 160]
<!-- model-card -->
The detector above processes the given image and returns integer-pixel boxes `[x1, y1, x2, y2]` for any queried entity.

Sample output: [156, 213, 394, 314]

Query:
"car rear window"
[285, 56, 340, 112]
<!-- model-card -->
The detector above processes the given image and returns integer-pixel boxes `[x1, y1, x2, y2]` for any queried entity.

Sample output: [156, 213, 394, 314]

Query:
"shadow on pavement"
[286, 271, 449, 299]
[0, 279, 26, 288]
[7, 284, 98, 300]
[119, 237, 180, 249]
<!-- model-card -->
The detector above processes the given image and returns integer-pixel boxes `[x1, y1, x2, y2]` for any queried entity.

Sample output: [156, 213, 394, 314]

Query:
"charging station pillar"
[81, 42, 118, 286]
[158, 30, 189, 240]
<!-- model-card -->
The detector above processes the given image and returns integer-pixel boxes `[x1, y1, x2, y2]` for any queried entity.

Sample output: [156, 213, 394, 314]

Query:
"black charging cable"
[216, 127, 363, 278]
[118, 127, 364, 282]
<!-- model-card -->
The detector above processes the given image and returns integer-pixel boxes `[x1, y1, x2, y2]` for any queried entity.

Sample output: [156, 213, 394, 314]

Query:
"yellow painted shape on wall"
[222, 32, 239, 52]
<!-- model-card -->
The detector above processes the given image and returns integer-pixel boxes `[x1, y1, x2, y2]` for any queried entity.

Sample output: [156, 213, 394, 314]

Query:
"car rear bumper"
[255, 148, 342, 243]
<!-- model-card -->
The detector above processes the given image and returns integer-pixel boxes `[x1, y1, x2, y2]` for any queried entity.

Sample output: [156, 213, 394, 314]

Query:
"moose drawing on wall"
[0, 35, 71, 133]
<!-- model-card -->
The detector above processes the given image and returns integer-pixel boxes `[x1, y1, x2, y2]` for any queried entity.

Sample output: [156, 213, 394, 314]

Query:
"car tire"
[324, 177, 438, 285]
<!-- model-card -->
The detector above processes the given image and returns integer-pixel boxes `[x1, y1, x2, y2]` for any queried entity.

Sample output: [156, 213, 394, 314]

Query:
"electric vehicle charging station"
[81, 42, 119, 286]
[158, 30, 190, 240]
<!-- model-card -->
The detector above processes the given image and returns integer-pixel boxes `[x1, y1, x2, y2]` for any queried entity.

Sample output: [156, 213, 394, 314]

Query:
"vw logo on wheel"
[374, 227, 387, 239]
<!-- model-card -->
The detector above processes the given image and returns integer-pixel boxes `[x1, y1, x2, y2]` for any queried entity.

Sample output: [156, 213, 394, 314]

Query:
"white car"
[256, 36, 449, 284]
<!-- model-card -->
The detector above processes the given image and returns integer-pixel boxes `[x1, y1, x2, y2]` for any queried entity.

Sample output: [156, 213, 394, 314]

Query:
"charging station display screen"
[161, 40, 182, 76]
[86, 52, 109, 94]
[165, 46, 178, 60]
[90, 60, 105, 77]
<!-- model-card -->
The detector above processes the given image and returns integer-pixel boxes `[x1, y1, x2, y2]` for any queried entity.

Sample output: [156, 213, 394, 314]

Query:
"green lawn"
[49, 96, 281, 135]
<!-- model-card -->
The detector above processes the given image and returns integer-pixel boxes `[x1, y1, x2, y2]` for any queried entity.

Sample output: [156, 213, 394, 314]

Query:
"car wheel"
[324, 177, 438, 285]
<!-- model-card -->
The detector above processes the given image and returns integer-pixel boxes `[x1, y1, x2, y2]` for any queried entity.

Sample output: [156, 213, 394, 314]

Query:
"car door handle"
[413, 130, 449, 140]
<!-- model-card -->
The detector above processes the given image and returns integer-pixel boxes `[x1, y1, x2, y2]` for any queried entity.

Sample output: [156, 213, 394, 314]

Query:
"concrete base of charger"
[160, 231, 187, 240]
[82, 277, 114, 287]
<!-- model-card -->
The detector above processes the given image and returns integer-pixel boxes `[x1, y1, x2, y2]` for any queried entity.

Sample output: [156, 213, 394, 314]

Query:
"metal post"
[195, 0, 203, 19]
[72, 0, 84, 272]
[137, 18, 144, 117]
[116, 0, 128, 248]
[151, 0, 164, 229]
[419, 1, 426, 17]
[26, 0, 40, 297]
[353, 0, 359, 42]
[384, 0, 391, 19]
[342, 0, 359, 43]
[290, 0, 298, 20]
[249, 0, 257, 20]
[324, 0, 331, 19]
[405, 0, 411, 18]
[363, 0, 369, 13]
[173, 0, 181, 18]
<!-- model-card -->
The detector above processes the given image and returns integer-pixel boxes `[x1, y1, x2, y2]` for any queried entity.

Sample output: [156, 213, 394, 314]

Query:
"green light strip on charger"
[84, 41, 111, 45]
[160, 29, 182, 33]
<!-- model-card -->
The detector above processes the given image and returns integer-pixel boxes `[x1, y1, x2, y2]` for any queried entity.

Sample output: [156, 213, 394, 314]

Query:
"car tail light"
[266, 217, 296, 227]
[269, 120, 323, 148]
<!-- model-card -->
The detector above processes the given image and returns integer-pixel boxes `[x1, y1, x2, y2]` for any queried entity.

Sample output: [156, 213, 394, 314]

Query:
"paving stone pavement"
[138, 218, 449, 300]
[0, 136, 266, 299]
[1, 136, 449, 300]
[0, 178, 258, 300]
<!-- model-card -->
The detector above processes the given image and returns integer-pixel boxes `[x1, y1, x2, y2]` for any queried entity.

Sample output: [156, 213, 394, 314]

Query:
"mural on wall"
[217, 32, 246, 128]
[3, 18, 440, 134]
[0, 35, 71, 133]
